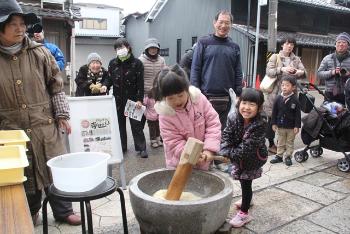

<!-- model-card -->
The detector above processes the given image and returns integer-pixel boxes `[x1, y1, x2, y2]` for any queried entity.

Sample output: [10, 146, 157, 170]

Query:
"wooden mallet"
[165, 137, 204, 200]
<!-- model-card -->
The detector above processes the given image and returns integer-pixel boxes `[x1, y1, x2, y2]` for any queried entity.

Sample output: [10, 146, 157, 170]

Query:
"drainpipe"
[252, 0, 267, 88]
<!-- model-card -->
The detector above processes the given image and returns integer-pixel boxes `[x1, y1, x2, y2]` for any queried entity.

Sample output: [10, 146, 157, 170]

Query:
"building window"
[176, 39, 182, 63]
[79, 18, 107, 30]
[192, 37, 197, 46]
[160, 48, 169, 57]
[45, 31, 60, 47]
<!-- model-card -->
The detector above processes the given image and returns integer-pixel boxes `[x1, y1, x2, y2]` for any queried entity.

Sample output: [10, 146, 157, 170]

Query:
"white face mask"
[116, 47, 129, 58]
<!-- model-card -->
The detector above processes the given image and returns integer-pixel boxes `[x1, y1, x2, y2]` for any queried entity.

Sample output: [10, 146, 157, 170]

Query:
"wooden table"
[0, 184, 34, 234]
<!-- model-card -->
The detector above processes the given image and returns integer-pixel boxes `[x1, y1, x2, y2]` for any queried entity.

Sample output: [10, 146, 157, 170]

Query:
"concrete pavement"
[33, 91, 350, 233]
[34, 148, 350, 234]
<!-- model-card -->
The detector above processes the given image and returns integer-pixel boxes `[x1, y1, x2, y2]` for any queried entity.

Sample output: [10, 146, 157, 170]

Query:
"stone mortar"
[129, 168, 233, 234]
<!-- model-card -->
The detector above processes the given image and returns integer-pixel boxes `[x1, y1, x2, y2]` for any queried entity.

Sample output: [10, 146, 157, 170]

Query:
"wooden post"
[0, 184, 34, 234]
[165, 137, 204, 200]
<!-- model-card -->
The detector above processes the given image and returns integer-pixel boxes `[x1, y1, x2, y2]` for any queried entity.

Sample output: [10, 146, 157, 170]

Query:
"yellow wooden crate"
[0, 145, 29, 186]
[0, 130, 30, 149]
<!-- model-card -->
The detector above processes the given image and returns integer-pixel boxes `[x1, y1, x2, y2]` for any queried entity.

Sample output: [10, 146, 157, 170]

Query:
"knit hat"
[0, 0, 39, 25]
[144, 38, 160, 50]
[87, 53, 102, 65]
[336, 32, 350, 45]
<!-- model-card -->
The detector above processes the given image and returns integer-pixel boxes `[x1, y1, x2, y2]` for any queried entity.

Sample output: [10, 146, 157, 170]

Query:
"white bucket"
[47, 152, 111, 192]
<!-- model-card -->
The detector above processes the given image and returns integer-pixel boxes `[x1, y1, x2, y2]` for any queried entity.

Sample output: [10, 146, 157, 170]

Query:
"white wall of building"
[74, 3, 121, 37]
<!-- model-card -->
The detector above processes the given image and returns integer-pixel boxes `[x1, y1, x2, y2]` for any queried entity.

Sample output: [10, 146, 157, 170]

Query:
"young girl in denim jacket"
[219, 88, 268, 227]
[153, 64, 221, 170]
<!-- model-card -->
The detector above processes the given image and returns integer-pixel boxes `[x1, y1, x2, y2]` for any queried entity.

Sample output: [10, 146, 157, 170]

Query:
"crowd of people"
[1, 0, 350, 229]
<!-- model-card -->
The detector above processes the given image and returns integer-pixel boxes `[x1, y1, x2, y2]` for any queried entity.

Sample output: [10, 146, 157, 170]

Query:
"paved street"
[33, 91, 350, 234]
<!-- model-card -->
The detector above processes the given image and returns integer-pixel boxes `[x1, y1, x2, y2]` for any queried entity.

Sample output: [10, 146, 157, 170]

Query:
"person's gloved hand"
[89, 83, 96, 91]
[90, 83, 102, 94]
[100, 85, 107, 93]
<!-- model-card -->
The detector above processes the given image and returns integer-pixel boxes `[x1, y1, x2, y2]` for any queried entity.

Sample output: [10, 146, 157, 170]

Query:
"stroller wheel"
[294, 151, 308, 163]
[310, 147, 323, 158]
[337, 158, 350, 172]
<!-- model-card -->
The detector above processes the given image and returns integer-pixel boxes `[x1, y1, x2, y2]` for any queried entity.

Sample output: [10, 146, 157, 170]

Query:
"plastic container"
[47, 152, 111, 192]
[0, 130, 30, 149]
[0, 145, 29, 186]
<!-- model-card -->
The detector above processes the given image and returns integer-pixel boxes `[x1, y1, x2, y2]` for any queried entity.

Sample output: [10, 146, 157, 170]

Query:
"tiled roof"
[281, 0, 350, 13]
[75, 32, 120, 38]
[233, 24, 337, 48]
[73, 3, 122, 10]
[19, 2, 81, 21]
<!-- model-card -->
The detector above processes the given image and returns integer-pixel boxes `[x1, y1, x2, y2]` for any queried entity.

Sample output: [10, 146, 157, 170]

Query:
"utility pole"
[268, 0, 278, 53]
[252, 0, 267, 88]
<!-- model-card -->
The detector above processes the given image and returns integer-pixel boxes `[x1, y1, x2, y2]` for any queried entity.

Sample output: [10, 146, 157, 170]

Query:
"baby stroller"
[294, 82, 350, 172]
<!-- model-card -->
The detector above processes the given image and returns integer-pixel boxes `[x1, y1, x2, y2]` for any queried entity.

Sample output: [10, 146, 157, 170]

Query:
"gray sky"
[73, 0, 157, 15]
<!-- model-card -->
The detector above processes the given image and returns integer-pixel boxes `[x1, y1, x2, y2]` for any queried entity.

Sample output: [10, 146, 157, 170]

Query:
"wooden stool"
[42, 177, 128, 234]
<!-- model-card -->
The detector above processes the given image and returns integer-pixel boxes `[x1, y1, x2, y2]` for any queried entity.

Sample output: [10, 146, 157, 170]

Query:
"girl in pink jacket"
[153, 64, 221, 170]
[143, 89, 162, 148]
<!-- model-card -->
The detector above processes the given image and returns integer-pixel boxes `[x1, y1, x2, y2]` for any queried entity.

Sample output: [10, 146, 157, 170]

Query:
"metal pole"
[252, 1, 261, 88]
[268, 0, 278, 52]
[245, 0, 251, 86]
[247, 0, 251, 31]
[69, 0, 76, 96]
[70, 27, 76, 96]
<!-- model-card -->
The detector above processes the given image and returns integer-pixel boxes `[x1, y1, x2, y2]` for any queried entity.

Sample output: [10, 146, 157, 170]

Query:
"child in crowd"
[143, 87, 162, 148]
[270, 76, 301, 166]
[153, 64, 221, 170]
[219, 88, 268, 228]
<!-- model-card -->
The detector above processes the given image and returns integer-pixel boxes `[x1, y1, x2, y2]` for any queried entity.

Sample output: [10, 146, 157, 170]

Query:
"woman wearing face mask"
[101, 38, 148, 158]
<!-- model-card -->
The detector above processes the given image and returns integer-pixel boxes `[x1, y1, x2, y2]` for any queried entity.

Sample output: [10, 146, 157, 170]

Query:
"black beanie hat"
[0, 0, 39, 25]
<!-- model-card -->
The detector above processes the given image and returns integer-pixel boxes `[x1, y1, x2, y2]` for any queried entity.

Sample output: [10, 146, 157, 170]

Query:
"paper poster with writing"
[124, 99, 146, 121]
[80, 118, 112, 155]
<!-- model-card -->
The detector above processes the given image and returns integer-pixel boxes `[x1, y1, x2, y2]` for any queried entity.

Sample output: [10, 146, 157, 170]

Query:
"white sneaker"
[234, 199, 254, 209]
[229, 211, 253, 228]
[216, 163, 229, 172]
[151, 140, 159, 148]
[157, 137, 163, 146]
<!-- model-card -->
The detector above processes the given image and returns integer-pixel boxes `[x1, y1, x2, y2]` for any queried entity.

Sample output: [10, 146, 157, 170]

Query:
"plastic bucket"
[47, 152, 111, 192]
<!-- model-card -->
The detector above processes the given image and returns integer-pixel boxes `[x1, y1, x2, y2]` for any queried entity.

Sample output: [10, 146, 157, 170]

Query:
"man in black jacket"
[270, 76, 301, 166]
[179, 43, 197, 79]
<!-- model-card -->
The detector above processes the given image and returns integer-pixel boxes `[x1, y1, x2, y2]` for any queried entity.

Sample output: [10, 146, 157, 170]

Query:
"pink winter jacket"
[143, 96, 158, 121]
[154, 86, 221, 170]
